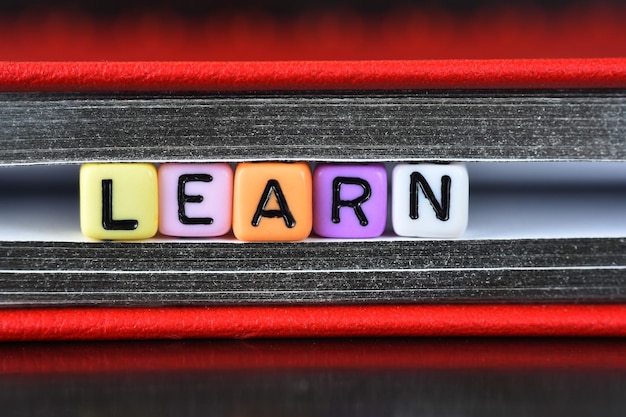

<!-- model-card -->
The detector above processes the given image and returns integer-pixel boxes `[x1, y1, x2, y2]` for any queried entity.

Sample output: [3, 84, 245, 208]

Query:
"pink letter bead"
[158, 163, 233, 237]
[313, 163, 387, 238]
[392, 163, 469, 238]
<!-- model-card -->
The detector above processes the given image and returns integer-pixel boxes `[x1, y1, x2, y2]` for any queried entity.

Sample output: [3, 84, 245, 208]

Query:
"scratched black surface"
[1, 90, 625, 164]
[0, 238, 624, 305]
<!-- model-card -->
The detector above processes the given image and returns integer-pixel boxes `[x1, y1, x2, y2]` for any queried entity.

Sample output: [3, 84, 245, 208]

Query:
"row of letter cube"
[80, 162, 469, 241]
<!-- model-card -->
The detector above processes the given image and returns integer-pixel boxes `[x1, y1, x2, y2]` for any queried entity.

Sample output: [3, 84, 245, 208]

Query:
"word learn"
[80, 162, 469, 241]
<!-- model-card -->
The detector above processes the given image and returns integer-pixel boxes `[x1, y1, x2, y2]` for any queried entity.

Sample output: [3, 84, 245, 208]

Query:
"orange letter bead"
[233, 162, 312, 242]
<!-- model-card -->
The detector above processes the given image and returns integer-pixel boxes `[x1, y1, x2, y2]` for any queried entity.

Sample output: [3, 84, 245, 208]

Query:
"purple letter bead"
[313, 163, 387, 238]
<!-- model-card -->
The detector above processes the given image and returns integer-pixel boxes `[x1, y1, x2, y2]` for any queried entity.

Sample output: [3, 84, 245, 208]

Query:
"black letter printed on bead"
[177, 174, 214, 225]
[409, 173, 451, 221]
[252, 179, 296, 228]
[101, 179, 139, 230]
[332, 177, 371, 226]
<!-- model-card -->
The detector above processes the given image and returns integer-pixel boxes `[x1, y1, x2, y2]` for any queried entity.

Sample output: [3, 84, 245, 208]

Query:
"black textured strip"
[1, 90, 625, 164]
[0, 239, 624, 306]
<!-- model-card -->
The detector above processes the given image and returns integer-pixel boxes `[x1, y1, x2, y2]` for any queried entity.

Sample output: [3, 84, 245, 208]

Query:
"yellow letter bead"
[80, 163, 158, 240]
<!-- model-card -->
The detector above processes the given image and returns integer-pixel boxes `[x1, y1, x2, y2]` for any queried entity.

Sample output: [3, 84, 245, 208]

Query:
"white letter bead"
[392, 163, 469, 238]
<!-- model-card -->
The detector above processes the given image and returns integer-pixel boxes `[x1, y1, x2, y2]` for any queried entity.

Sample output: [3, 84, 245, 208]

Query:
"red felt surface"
[1, 305, 625, 341]
[1, 58, 626, 92]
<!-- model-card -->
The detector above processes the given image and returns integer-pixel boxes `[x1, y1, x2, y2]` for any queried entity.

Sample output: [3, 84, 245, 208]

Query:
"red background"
[0, 1, 624, 61]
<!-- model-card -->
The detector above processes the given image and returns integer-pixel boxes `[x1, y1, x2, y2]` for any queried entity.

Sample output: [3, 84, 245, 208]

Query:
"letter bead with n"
[391, 163, 469, 238]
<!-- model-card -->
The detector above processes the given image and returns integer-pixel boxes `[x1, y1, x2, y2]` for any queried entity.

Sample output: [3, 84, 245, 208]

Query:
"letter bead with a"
[232, 162, 312, 241]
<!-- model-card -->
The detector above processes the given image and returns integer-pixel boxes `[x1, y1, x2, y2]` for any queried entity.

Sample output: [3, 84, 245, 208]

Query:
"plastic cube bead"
[232, 162, 312, 242]
[158, 163, 233, 237]
[313, 163, 387, 238]
[392, 163, 469, 238]
[80, 163, 158, 240]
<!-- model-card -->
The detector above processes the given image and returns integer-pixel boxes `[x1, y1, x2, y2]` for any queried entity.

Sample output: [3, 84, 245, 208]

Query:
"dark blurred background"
[1, 3, 625, 416]
[0, 0, 624, 60]
[2, 339, 626, 416]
